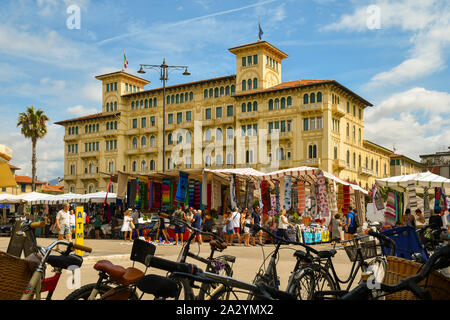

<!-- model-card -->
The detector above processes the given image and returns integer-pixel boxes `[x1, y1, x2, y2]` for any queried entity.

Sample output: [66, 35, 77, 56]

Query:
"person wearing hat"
[121, 209, 133, 241]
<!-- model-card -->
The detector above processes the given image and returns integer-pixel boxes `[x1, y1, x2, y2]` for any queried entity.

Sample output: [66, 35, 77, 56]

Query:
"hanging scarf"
[230, 175, 238, 210]
[316, 171, 329, 218]
[212, 178, 222, 210]
[202, 171, 208, 210]
[162, 178, 172, 210]
[275, 181, 280, 213]
[258, 181, 264, 211]
[175, 172, 189, 203]
[297, 180, 306, 214]
[407, 182, 417, 212]
[373, 184, 385, 211]
[284, 175, 292, 210]
[384, 191, 396, 226]
[328, 181, 338, 215]
[260, 180, 271, 214]
[423, 187, 430, 219]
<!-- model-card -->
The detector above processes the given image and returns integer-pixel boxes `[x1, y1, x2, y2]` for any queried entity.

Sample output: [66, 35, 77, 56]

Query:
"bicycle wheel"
[288, 266, 336, 300]
[365, 257, 387, 298]
[198, 262, 233, 300]
[64, 283, 139, 300]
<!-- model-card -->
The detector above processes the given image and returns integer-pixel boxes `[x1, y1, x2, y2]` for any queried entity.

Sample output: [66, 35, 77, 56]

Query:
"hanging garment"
[188, 180, 195, 208]
[373, 184, 385, 211]
[194, 181, 201, 209]
[212, 178, 222, 210]
[235, 176, 241, 209]
[337, 184, 344, 214]
[149, 181, 153, 209]
[230, 175, 238, 210]
[128, 179, 137, 208]
[275, 181, 280, 213]
[117, 172, 128, 200]
[343, 185, 351, 214]
[291, 181, 298, 211]
[135, 177, 140, 209]
[284, 175, 292, 211]
[172, 180, 177, 208]
[355, 190, 363, 226]
[153, 182, 162, 210]
[175, 172, 189, 203]
[162, 178, 172, 210]
[423, 187, 430, 219]
[260, 180, 271, 215]
[384, 191, 396, 226]
[202, 171, 208, 209]
[407, 182, 417, 212]
[297, 181, 306, 214]
[316, 171, 329, 218]
[258, 181, 264, 210]
[279, 177, 285, 211]
[328, 181, 338, 216]
[207, 183, 212, 211]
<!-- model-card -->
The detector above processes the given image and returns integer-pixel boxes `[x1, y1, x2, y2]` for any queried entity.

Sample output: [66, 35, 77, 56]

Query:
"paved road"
[0, 237, 359, 300]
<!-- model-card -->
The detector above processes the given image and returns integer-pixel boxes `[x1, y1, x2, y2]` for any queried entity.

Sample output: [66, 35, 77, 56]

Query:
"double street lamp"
[138, 59, 190, 173]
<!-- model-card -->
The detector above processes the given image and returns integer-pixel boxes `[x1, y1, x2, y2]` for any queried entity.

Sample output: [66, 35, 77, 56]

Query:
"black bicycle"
[287, 229, 396, 300]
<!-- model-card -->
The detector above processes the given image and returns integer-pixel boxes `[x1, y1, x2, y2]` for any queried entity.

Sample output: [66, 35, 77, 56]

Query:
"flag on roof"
[123, 51, 128, 69]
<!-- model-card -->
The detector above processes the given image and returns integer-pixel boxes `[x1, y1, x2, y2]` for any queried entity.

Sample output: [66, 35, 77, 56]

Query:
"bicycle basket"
[383, 256, 450, 300]
[344, 240, 378, 262]
[0, 251, 33, 300]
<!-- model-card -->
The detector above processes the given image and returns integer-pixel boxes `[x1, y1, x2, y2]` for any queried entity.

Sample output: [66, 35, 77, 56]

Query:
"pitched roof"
[54, 112, 120, 125]
[95, 70, 150, 84]
[9, 164, 21, 170]
[15, 175, 44, 184]
[42, 184, 64, 193]
[234, 79, 373, 106]
[122, 75, 236, 97]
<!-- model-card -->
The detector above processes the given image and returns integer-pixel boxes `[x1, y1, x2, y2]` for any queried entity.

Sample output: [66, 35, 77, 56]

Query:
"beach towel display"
[175, 172, 189, 203]
[384, 191, 396, 226]
[230, 174, 238, 210]
[162, 178, 172, 210]
[284, 175, 292, 210]
[316, 171, 329, 218]
[261, 180, 271, 214]
[423, 187, 430, 218]
[372, 184, 385, 211]
[297, 181, 306, 214]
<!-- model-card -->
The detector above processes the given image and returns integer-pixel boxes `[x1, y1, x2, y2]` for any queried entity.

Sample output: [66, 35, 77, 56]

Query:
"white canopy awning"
[0, 192, 59, 205]
[376, 171, 450, 192]
[79, 191, 117, 203]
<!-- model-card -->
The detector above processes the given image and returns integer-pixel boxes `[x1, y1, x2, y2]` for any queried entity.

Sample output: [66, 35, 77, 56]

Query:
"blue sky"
[0, 0, 449, 181]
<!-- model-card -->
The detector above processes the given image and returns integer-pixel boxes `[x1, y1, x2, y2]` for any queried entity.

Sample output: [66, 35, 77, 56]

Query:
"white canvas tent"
[79, 191, 117, 203]
[375, 171, 450, 193]
[0, 192, 58, 205]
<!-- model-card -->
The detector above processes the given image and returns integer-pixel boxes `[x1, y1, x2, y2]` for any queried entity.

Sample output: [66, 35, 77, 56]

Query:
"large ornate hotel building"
[55, 41, 393, 194]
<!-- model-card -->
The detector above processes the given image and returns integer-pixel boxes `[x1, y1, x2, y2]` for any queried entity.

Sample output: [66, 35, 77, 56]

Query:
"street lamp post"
[138, 59, 190, 173]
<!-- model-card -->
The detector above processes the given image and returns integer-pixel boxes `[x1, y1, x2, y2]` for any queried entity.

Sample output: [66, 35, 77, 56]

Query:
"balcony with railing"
[359, 167, 373, 176]
[301, 158, 322, 167]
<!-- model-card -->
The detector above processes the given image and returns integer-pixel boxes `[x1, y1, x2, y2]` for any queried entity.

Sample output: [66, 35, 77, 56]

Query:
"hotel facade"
[55, 41, 393, 195]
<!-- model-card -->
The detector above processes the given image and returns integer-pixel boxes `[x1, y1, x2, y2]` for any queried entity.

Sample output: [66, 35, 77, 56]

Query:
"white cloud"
[67, 105, 98, 116]
[321, 0, 450, 87]
[365, 87, 450, 161]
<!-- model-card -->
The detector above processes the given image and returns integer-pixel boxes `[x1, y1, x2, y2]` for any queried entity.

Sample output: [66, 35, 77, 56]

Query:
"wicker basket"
[0, 251, 32, 300]
[344, 240, 378, 262]
[383, 256, 450, 300]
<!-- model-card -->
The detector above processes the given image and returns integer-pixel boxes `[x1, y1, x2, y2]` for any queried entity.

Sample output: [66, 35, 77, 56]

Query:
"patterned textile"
[275, 181, 280, 213]
[269, 195, 277, 216]
[407, 182, 417, 211]
[373, 184, 385, 211]
[343, 185, 351, 214]
[316, 171, 329, 218]
[212, 178, 222, 210]
[384, 191, 396, 226]
[261, 180, 271, 215]
[354, 190, 363, 226]
[188, 180, 195, 208]
[230, 175, 238, 210]
[149, 181, 153, 209]
[246, 182, 255, 213]
[291, 180, 298, 211]
[284, 175, 292, 210]
[194, 181, 201, 209]
[423, 187, 430, 218]
[328, 181, 338, 216]
[162, 178, 172, 210]
[297, 181, 306, 214]
[152, 182, 162, 210]
[175, 172, 189, 203]
[117, 172, 128, 199]
[337, 184, 344, 214]
[258, 182, 264, 210]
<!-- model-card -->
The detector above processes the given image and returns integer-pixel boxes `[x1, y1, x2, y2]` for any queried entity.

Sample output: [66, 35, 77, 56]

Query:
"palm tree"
[17, 106, 49, 192]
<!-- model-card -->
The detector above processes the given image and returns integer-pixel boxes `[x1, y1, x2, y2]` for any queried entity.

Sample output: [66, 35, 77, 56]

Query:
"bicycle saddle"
[94, 260, 145, 285]
[137, 274, 179, 299]
[317, 250, 337, 259]
[47, 254, 83, 270]
[294, 250, 313, 263]
[210, 240, 227, 251]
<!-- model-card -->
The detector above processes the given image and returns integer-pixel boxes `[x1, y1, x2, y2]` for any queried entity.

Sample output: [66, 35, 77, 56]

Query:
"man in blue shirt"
[192, 210, 203, 244]
[251, 206, 263, 246]
[345, 206, 357, 240]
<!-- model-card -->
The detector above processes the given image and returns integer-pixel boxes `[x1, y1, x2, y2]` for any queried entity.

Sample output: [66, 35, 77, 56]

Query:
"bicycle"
[340, 244, 450, 300]
[286, 229, 396, 300]
[1, 220, 88, 300]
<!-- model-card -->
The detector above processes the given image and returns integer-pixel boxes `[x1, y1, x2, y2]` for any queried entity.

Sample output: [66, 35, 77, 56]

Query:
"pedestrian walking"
[230, 208, 241, 245]
[121, 209, 133, 241]
[344, 206, 357, 240]
[69, 207, 76, 236]
[243, 212, 252, 247]
[173, 207, 185, 245]
[155, 212, 170, 242]
[251, 206, 263, 246]
[192, 210, 203, 244]
[224, 212, 234, 245]
[277, 209, 294, 242]
[330, 213, 342, 245]
[55, 203, 72, 252]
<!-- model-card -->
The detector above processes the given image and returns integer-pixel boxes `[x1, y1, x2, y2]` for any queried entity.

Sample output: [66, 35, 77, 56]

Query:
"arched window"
[317, 92, 322, 102]
[154, 98, 157, 106]
[167, 95, 170, 104]
[141, 160, 146, 172]
[214, 87, 219, 98]
[177, 132, 182, 145]
[275, 98, 280, 109]
[176, 94, 179, 104]
[287, 96, 292, 107]
[241, 103, 246, 113]
[189, 92, 194, 101]
[227, 127, 234, 139]
[132, 137, 138, 149]
[171, 95, 175, 104]
[359, 154, 362, 167]
[253, 78, 258, 89]
[376, 160, 379, 173]
[106, 102, 109, 112]
[353, 152, 356, 168]
[168, 133, 173, 145]
[204, 89, 208, 99]
[216, 154, 222, 165]
[150, 135, 156, 147]
[227, 153, 234, 165]
[242, 80, 246, 91]
[310, 93, 316, 103]
[281, 97, 286, 109]
[334, 146, 338, 159]
[132, 161, 137, 172]
[225, 86, 230, 96]
[205, 129, 212, 141]
[269, 99, 274, 110]
[220, 87, 224, 96]
[205, 155, 212, 167]
[106, 122, 110, 130]
[248, 79, 252, 90]
[141, 136, 147, 148]
[247, 102, 252, 112]
[180, 93, 184, 103]
[149, 98, 152, 108]
[231, 85, 235, 94]
[253, 101, 258, 111]
[150, 160, 155, 171]
[303, 94, 309, 104]
[140, 100, 144, 108]
[88, 185, 94, 193]
[184, 92, 188, 102]
[216, 128, 222, 141]
[186, 131, 192, 144]
[365, 157, 369, 168]
[145, 99, 148, 108]
[347, 151, 350, 166]
[209, 88, 213, 98]
[371, 159, 374, 170]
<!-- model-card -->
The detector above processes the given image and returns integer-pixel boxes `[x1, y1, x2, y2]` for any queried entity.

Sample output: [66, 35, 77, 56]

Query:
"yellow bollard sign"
[75, 206, 84, 256]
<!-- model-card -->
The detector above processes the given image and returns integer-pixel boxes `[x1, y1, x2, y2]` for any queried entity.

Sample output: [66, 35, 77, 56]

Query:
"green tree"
[17, 106, 49, 192]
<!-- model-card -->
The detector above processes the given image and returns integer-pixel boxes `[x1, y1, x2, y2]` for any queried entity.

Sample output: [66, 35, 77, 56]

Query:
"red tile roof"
[54, 112, 120, 125]
[15, 175, 43, 184]
[42, 184, 64, 193]
[9, 164, 21, 170]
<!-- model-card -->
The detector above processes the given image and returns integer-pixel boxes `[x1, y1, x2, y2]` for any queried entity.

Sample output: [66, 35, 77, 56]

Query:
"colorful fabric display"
[260, 180, 271, 214]
[135, 177, 140, 209]
[162, 178, 172, 210]
[337, 184, 344, 214]
[435, 187, 448, 215]
[372, 184, 385, 211]
[407, 182, 417, 212]
[384, 191, 396, 226]
[153, 183, 162, 209]
[316, 171, 329, 218]
[269, 195, 277, 216]
[128, 179, 137, 208]
[149, 181, 153, 209]
[297, 181, 306, 214]
[328, 181, 338, 215]
[291, 181, 298, 211]
[258, 181, 264, 210]
[343, 185, 351, 214]
[194, 181, 201, 209]
[175, 172, 189, 203]
[275, 181, 280, 213]
[188, 180, 195, 208]
[279, 178, 285, 211]
[284, 175, 292, 210]
[247, 182, 255, 213]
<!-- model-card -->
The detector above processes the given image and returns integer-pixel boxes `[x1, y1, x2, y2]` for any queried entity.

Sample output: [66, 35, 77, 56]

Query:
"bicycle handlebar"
[245, 223, 319, 255]
[367, 229, 396, 255]
[145, 255, 200, 274]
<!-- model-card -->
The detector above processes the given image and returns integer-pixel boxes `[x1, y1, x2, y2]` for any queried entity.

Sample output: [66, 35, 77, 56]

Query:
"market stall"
[374, 171, 450, 228]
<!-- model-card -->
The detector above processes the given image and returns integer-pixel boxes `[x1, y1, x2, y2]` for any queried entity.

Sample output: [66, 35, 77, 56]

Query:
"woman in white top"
[121, 209, 133, 241]
[243, 213, 252, 247]
[277, 210, 293, 242]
